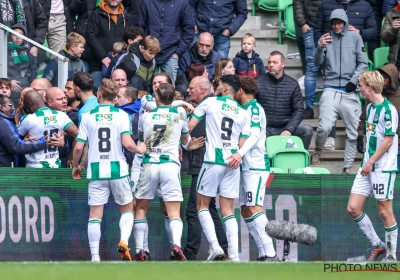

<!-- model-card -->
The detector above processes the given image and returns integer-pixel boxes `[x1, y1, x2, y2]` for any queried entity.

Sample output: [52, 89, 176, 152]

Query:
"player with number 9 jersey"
[18, 107, 74, 168]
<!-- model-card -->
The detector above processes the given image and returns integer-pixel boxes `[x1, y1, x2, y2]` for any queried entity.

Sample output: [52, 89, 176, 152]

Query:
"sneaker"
[323, 137, 335, 150]
[117, 240, 132, 261]
[264, 255, 280, 262]
[381, 255, 397, 262]
[311, 151, 322, 165]
[303, 106, 314, 119]
[341, 167, 353, 174]
[367, 241, 387, 261]
[171, 245, 187, 261]
[266, 22, 280, 29]
[256, 256, 266, 261]
[134, 249, 148, 261]
[228, 257, 240, 262]
[207, 246, 225, 261]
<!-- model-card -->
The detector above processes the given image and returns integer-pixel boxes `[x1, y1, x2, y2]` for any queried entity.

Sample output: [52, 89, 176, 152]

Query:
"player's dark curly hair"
[239, 76, 258, 95]
[123, 26, 144, 44]
[220, 74, 241, 94]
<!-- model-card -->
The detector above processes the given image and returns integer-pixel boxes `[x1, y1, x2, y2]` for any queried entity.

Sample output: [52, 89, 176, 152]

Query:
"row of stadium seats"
[266, 135, 330, 174]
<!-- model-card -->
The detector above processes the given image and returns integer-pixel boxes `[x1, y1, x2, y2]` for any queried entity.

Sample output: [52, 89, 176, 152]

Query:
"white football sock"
[253, 212, 276, 257]
[119, 211, 134, 243]
[198, 209, 220, 250]
[170, 218, 183, 247]
[134, 219, 147, 254]
[164, 215, 174, 247]
[88, 218, 101, 262]
[143, 222, 149, 253]
[245, 217, 265, 258]
[223, 214, 239, 260]
[354, 212, 380, 246]
[385, 223, 398, 258]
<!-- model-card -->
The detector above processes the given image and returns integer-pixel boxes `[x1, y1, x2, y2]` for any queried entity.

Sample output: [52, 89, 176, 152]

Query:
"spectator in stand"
[366, 1, 384, 62]
[64, 78, 80, 126]
[176, 63, 209, 99]
[189, 0, 248, 58]
[116, 36, 160, 92]
[112, 69, 128, 87]
[357, 63, 400, 168]
[383, 0, 398, 15]
[212, 59, 235, 94]
[311, 9, 367, 173]
[381, 1, 400, 69]
[7, 23, 38, 106]
[184, 75, 228, 260]
[114, 86, 140, 168]
[293, 0, 321, 120]
[256, 51, 313, 149]
[314, 0, 376, 151]
[72, 72, 99, 124]
[0, 94, 58, 168]
[102, 42, 127, 78]
[43, 32, 87, 87]
[0, 0, 47, 48]
[139, 0, 194, 83]
[40, 0, 69, 54]
[31, 78, 52, 102]
[0, 78, 12, 97]
[86, 0, 133, 87]
[232, 33, 266, 78]
[178, 32, 221, 80]
[46, 87, 68, 112]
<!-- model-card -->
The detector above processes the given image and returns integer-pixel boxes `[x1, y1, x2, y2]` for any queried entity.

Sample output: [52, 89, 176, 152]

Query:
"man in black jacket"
[0, 94, 55, 167]
[86, 0, 133, 87]
[256, 51, 313, 149]
[183, 76, 228, 260]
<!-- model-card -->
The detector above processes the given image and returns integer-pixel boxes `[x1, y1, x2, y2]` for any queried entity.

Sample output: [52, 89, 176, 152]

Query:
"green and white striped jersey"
[363, 98, 399, 172]
[241, 99, 270, 171]
[192, 96, 251, 166]
[76, 105, 132, 180]
[18, 107, 73, 168]
[139, 106, 188, 165]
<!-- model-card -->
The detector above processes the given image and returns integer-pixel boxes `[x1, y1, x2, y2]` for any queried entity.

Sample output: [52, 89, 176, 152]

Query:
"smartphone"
[324, 30, 332, 43]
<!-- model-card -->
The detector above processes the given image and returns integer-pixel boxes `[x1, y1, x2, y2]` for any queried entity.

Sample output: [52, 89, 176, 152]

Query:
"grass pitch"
[2, 262, 400, 280]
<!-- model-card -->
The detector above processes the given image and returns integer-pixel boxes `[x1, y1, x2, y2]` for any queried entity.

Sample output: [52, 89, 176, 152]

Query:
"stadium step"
[307, 149, 362, 174]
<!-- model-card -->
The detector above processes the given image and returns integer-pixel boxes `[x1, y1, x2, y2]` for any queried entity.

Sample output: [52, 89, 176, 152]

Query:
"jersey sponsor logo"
[251, 115, 260, 123]
[44, 116, 57, 125]
[367, 122, 377, 135]
[385, 121, 392, 129]
[152, 114, 171, 121]
[95, 114, 113, 122]
[221, 103, 239, 114]
[385, 113, 391, 120]
[373, 114, 379, 122]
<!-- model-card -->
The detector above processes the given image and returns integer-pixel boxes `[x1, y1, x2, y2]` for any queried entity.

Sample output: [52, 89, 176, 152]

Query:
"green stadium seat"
[272, 150, 310, 173]
[270, 167, 285, 174]
[277, 0, 292, 45]
[284, 4, 296, 40]
[266, 135, 305, 155]
[258, 0, 279, 12]
[373, 47, 389, 70]
[293, 167, 330, 174]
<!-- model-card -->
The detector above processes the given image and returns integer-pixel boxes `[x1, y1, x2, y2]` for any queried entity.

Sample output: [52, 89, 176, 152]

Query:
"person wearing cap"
[311, 9, 368, 174]
[7, 23, 38, 106]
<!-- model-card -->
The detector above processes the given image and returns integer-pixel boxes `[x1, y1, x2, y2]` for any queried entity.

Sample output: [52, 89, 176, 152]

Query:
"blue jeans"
[91, 71, 103, 88]
[213, 34, 231, 59]
[159, 56, 179, 84]
[303, 28, 319, 108]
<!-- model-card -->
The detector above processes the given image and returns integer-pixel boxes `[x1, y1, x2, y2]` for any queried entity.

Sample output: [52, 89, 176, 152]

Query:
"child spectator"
[0, 78, 11, 97]
[116, 36, 161, 93]
[103, 42, 127, 78]
[232, 33, 266, 78]
[8, 23, 37, 106]
[43, 32, 87, 87]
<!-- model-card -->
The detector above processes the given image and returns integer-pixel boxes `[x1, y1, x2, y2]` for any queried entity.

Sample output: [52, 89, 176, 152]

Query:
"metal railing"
[0, 23, 69, 88]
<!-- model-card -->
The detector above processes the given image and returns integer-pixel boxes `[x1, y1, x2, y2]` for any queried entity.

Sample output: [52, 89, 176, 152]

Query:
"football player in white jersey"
[72, 79, 146, 262]
[18, 90, 78, 168]
[347, 71, 399, 262]
[235, 76, 279, 261]
[130, 73, 194, 258]
[189, 75, 251, 261]
[133, 83, 204, 261]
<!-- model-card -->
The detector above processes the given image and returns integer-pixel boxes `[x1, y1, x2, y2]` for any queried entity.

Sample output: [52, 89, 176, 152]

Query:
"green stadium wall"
[0, 169, 398, 261]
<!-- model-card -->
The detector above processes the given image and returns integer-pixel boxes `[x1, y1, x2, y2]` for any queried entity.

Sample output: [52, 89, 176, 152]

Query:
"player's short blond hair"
[112, 42, 127, 55]
[242, 33, 256, 44]
[359, 70, 384, 94]
[99, 78, 119, 101]
[66, 32, 86, 49]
